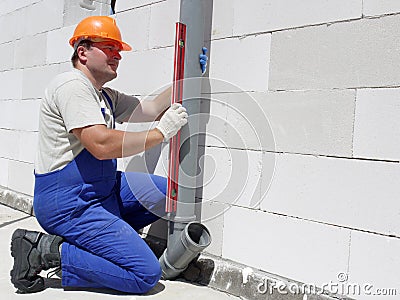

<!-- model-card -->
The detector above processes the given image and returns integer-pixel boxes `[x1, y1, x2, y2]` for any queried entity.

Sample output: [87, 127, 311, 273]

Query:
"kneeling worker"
[10, 16, 208, 294]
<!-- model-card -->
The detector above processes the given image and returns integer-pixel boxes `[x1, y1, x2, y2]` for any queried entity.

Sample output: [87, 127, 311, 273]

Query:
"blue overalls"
[33, 91, 166, 293]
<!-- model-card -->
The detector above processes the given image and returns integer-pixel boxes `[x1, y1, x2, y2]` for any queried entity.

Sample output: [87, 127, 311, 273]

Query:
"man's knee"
[128, 261, 162, 294]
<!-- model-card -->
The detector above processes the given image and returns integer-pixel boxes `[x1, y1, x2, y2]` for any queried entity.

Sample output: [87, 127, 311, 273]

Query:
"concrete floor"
[0, 204, 239, 300]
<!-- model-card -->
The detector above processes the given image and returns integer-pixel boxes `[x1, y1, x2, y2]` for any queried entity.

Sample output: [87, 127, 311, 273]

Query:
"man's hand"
[199, 47, 208, 74]
[156, 103, 188, 141]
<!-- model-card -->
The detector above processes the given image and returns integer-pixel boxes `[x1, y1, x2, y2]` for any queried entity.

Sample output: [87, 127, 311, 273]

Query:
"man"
[10, 16, 208, 294]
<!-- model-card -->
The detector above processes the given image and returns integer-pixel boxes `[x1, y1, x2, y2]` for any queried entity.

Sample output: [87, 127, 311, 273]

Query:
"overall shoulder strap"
[101, 89, 114, 112]
[101, 89, 115, 129]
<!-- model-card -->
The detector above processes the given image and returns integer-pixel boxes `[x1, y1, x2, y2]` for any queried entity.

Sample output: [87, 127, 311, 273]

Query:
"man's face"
[84, 40, 122, 82]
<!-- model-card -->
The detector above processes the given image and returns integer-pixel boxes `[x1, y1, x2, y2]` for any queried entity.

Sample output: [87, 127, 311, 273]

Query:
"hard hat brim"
[121, 41, 132, 51]
[70, 36, 132, 51]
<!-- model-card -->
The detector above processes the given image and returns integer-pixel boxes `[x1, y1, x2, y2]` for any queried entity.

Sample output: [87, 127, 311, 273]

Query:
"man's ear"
[77, 46, 88, 64]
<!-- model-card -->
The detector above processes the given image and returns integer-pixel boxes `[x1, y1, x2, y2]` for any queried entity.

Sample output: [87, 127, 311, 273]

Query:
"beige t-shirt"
[35, 69, 139, 174]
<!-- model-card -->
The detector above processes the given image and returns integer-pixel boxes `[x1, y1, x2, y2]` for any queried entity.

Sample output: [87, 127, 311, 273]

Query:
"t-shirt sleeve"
[103, 88, 140, 123]
[55, 80, 106, 132]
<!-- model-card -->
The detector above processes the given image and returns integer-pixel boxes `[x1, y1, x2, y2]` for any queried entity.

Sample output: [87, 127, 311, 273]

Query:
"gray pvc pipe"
[159, 0, 213, 279]
[159, 222, 211, 279]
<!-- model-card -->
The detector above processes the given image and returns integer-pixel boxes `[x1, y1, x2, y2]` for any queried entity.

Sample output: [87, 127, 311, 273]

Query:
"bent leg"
[61, 217, 161, 293]
[35, 190, 161, 294]
[118, 172, 167, 230]
[33, 151, 162, 293]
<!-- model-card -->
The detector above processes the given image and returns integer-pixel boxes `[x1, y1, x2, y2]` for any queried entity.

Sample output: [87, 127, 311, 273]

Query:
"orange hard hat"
[69, 16, 132, 51]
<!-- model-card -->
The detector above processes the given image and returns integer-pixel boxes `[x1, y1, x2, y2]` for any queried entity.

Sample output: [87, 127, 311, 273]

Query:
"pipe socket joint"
[159, 222, 211, 279]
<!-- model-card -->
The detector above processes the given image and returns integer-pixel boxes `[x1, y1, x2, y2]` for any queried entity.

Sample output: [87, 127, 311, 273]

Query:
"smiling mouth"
[109, 63, 118, 70]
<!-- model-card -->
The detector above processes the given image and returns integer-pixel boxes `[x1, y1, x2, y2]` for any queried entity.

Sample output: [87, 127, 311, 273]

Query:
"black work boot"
[10, 228, 63, 294]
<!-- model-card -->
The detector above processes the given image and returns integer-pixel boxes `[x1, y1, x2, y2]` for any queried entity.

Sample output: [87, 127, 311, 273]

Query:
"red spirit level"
[166, 22, 186, 213]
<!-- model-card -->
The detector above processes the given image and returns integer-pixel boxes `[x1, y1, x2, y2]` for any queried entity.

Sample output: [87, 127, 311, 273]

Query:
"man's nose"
[113, 50, 121, 60]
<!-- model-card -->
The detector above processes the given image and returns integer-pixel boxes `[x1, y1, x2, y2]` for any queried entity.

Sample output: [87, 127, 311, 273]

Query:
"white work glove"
[156, 103, 188, 141]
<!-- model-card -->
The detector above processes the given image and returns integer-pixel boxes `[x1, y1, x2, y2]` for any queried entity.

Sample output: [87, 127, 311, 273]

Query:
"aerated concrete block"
[201, 147, 232, 203]
[222, 206, 351, 288]
[348, 232, 400, 299]
[259, 151, 276, 206]
[0, 70, 23, 100]
[0, 0, 41, 16]
[8, 160, 34, 196]
[0, 0, 19, 17]
[0, 130, 19, 160]
[0, 158, 9, 188]
[18, 131, 38, 163]
[269, 15, 400, 90]
[1, 100, 38, 131]
[201, 147, 262, 209]
[233, 0, 362, 36]
[46, 25, 75, 64]
[261, 153, 400, 237]
[0, 101, 13, 129]
[116, 6, 151, 51]
[24, 0, 63, 36]
[225, 92, 275, 152]
[148, 0, 179, 48]
[211, 0, 234, 38]
[13, 8, 25, 40]
[22, 64, 61, 99]
[0, 11, 18, 43]
[363, 0, 400, 16]
[12, 100, 41, 131]
[209, 34, 271, 92]
[354, 88, 400, 161]
[0, 42, 14, 71]
[254, 89, 355, 156]
[201, 201, 225, 257]
[14, 33, 47, 69]
[200, 92, 228, 148]
[227, 149, 262, 209]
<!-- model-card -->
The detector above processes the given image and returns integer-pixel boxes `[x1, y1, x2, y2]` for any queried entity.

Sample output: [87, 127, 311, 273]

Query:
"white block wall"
[1, 1, 399, 298]
[354, 88, 400, 161]
[203, 1, 400, 298]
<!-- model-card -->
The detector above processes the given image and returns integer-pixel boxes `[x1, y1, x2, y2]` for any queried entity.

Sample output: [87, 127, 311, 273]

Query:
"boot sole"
[10, 229, 44, 293]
